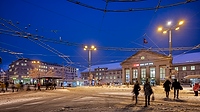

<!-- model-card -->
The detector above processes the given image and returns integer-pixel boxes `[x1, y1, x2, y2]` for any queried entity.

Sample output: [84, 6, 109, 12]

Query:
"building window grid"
[182, 66, 186, 71]
[175, 67, 178, 71]
[191, 66, 195, 70]
[150, 67, 156, 78]
[125, 69, 130, 82]
[141, 68, 146, 78]
[160, 67, 165, 79]
[133, 69, 138, 78]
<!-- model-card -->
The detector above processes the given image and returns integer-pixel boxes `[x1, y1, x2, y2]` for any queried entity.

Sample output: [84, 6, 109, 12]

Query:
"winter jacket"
[163, 80, 171, 92]
[172, 80, 181, 90]
[193, 83, 200, 91]
[133, 83, 141, 95]
[144, 82, 153, 96]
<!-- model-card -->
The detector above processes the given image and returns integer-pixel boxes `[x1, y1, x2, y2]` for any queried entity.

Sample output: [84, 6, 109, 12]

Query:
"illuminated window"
[182, 66, 186, 71]
[191, 66, 195, 70]
[175, 67, 178, 71]
[16, 62, 19, 65]
[110, 76, 112, 79]
[160, 67, 165, 79]
[125, 69, 130, 83]
[150, 67, 155, 78]
[133, 69, 138, 78]
[141, 68, 146, 78]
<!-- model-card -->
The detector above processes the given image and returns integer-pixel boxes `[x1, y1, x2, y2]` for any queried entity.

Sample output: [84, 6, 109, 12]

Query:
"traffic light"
[0, 57, 2, 64]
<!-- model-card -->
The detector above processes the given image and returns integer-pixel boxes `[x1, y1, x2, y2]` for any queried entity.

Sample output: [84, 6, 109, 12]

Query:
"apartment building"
[7, 58, 77, 86]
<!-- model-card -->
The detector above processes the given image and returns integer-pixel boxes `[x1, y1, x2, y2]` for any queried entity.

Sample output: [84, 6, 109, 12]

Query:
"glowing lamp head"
[167, 21, 172, 26]
[91, 45, 95, 49]
[163, 30, 167, 34]
[158, 27, 163, 31]
[84, 46, 88, 49]
[179, 20, 184, 25]
[175, 27, 180, 30]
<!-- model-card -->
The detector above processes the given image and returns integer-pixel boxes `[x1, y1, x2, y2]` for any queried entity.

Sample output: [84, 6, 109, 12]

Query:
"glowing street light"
[157, 20, 184, 57]
[84, 45, 96, 85]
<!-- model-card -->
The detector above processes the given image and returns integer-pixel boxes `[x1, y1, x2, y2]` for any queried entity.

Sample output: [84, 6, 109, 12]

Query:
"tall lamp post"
[157, 20, 184, 79]
[84, 45, 97, 85]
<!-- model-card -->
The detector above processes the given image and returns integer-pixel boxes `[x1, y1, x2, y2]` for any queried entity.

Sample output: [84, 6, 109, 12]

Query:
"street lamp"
[157, 20, 184, 57]
[84, 45, 97, 85]
[157, 20, 184, 79]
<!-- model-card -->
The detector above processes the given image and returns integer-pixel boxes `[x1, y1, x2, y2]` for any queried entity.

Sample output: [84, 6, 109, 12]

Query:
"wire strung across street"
[1, 17, 200, 52]
[66, 0, 198, 12]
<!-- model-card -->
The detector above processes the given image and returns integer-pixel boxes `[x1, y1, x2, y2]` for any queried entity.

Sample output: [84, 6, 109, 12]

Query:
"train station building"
[81, 50, 200, 85]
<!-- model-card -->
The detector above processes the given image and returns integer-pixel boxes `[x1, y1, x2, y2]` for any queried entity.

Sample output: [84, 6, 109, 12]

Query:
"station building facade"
[81, 50, 200, 85]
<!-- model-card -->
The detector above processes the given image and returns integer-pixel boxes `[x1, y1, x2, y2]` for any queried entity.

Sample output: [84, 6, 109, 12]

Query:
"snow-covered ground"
[0, 85, 199, 112]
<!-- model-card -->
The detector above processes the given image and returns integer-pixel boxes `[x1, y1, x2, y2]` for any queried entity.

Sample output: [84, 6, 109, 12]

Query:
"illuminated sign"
[133, 64, 139, 67]
[133, 62, 154, 67]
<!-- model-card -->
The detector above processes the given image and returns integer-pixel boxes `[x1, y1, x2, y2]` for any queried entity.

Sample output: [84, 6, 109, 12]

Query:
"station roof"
[82, 62, 121, 72]
[173, 52, 200, 64]
[184, 75, 200, 79]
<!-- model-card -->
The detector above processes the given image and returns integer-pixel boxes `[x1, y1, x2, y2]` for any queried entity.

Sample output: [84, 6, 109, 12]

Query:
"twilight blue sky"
[0, 0, 200, 71]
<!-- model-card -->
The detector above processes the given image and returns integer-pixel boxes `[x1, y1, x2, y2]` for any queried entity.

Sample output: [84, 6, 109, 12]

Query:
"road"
[0, 86, 200, 112]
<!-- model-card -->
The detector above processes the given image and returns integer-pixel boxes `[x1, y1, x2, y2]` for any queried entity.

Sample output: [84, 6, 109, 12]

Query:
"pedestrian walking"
[193, 82, 199, 96]
[34, 83, 37, 90]
[26, 83, 31, 91]
[53, 82, 57, 90]
[16, 83, 20, 92]
[143, 79, 153, 107]
[5, 81, 9, 91]
[11, 82, 15, 92]
[0, 81, 5, 93]
[20, 82, 24, 90]
[171, 79, 182, 99]
[163, 79, 171, 98]
[37, 82, 41, 91]
[132, 80, 141, 104]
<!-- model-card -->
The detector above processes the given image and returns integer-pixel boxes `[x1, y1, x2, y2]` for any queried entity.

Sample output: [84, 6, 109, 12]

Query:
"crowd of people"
[132, 78, 200, 107]
[0, 81, 58, 93]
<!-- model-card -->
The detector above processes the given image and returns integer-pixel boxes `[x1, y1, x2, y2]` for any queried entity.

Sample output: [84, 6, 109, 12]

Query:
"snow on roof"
[173, 52, 200, 64]
[82, 62, 121, 72]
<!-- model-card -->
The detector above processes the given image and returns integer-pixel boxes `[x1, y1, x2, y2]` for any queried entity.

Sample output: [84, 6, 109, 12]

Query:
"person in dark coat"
[5, 81, 9, 91]
[163, 79, 171, 98]
[132, 80, 141, 104]
[171, 79, 181, 99]
[144, 79, 153, 107]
